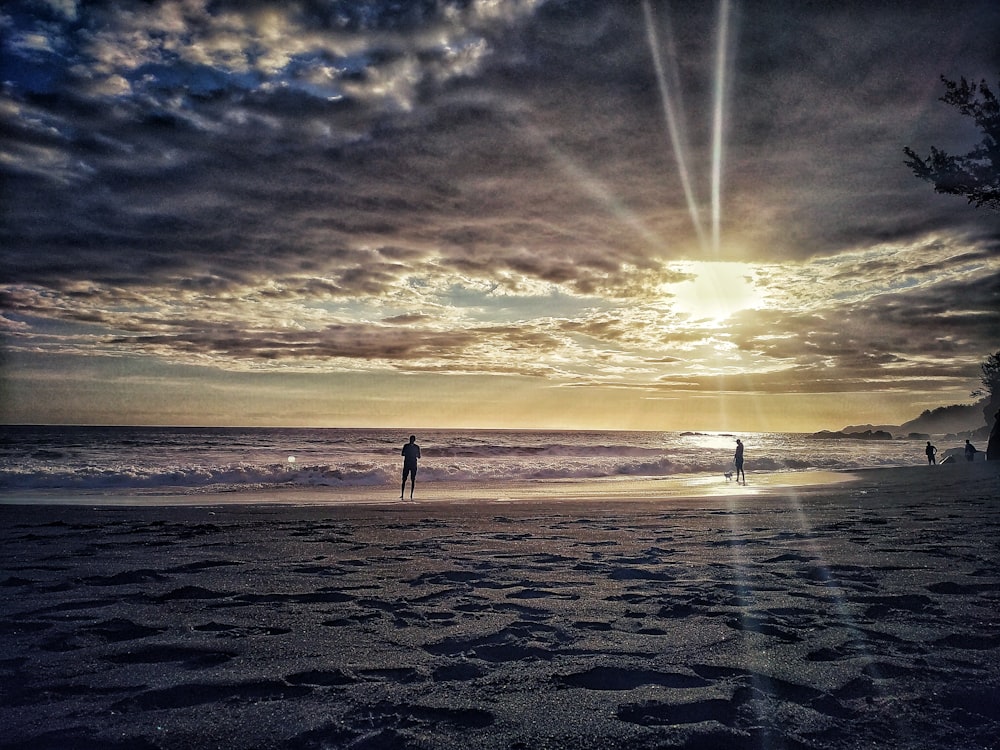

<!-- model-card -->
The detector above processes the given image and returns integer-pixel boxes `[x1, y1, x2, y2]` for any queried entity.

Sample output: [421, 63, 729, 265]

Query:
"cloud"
[2, 228, 997, 397]
[6, 2, 999, 280]
[2, 0, 999, 426]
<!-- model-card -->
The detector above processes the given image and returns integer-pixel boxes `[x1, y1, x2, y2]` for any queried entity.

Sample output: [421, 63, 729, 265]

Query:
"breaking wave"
[0, 425, 927, 494]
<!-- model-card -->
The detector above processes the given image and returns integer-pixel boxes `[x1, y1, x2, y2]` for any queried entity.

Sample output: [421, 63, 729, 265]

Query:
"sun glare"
[669, 261, 764, 323]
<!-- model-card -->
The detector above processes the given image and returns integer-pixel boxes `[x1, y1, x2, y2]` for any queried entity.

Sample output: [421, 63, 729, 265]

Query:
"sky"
[2, 0, 999, 432]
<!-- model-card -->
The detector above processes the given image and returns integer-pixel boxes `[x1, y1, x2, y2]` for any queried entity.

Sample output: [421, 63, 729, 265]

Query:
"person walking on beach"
[401, 435, 421, 500]
[925, 441, 937, 465]
[734, 438, 745, 483]
[964, 440, 978, 462]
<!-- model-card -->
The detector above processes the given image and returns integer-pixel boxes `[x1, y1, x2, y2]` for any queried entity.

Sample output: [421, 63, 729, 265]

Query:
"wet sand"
[1, 462, 998, 749]
[0, 469, 855, 507]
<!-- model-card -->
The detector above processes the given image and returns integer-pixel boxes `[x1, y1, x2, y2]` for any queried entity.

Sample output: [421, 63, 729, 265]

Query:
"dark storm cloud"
[103, 319, 563, 368]
[5, 0, 997, 289]
[720, 2, 1000, 255]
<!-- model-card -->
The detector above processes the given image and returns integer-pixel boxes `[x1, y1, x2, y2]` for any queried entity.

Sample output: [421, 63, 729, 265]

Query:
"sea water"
[0, 425, 934, 497]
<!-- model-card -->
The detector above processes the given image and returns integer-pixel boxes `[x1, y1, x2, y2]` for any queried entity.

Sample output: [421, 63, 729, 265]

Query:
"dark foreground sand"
[1, 463, 998, 750]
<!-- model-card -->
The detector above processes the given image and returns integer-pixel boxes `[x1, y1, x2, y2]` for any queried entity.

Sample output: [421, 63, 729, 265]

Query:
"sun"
[668, 261, 764, 324]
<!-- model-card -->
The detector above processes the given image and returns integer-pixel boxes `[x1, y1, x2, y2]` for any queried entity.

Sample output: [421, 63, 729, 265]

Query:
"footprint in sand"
[558, 666, 708, 691]
[105, 644, 236, 669]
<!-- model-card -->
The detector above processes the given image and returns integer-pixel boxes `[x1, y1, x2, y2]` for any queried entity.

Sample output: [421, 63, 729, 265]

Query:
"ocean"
[0, 425, 936, 499]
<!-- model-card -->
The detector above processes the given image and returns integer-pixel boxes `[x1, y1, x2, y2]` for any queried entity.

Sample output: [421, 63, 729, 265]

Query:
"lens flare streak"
[642, 0, 708, 251]
[644, 0, 734, 256]
[711, 0, 731, 255]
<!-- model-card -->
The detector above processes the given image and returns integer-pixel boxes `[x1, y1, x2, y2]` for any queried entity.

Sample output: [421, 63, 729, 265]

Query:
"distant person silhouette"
[400, 435, 421, 500]
[964, 439, 978, 462]
[734, 439, 745, 483]
[925, 441, 937, 465]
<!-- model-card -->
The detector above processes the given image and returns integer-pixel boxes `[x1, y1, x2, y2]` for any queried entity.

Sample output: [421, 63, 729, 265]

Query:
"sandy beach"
[1, 462, 998, 749]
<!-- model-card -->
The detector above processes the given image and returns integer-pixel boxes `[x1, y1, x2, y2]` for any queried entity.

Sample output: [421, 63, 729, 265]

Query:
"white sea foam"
[0, 426, 937, 495]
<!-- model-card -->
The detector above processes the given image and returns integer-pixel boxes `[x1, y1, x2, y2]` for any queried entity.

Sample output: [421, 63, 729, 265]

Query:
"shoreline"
[1, 462, 996, 509]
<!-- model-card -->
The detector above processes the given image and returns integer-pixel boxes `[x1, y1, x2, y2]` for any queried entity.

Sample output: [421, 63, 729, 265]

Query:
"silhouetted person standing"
[401, 435, 421, 500]
[965, 439, 978, 462]
[925, 441, 937, 465]
[734, 439, 745, 483]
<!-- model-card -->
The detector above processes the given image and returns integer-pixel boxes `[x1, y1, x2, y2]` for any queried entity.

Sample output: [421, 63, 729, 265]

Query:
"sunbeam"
[723, 500, 780, 743]
[785, 496, 901, 731]
[503, 99, 668, 254]
[711, 0, 732, 255]
[642, 0, 708, 251]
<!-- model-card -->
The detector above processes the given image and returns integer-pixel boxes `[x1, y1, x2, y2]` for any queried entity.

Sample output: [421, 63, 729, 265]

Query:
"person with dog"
[734, 438, 745, 483]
